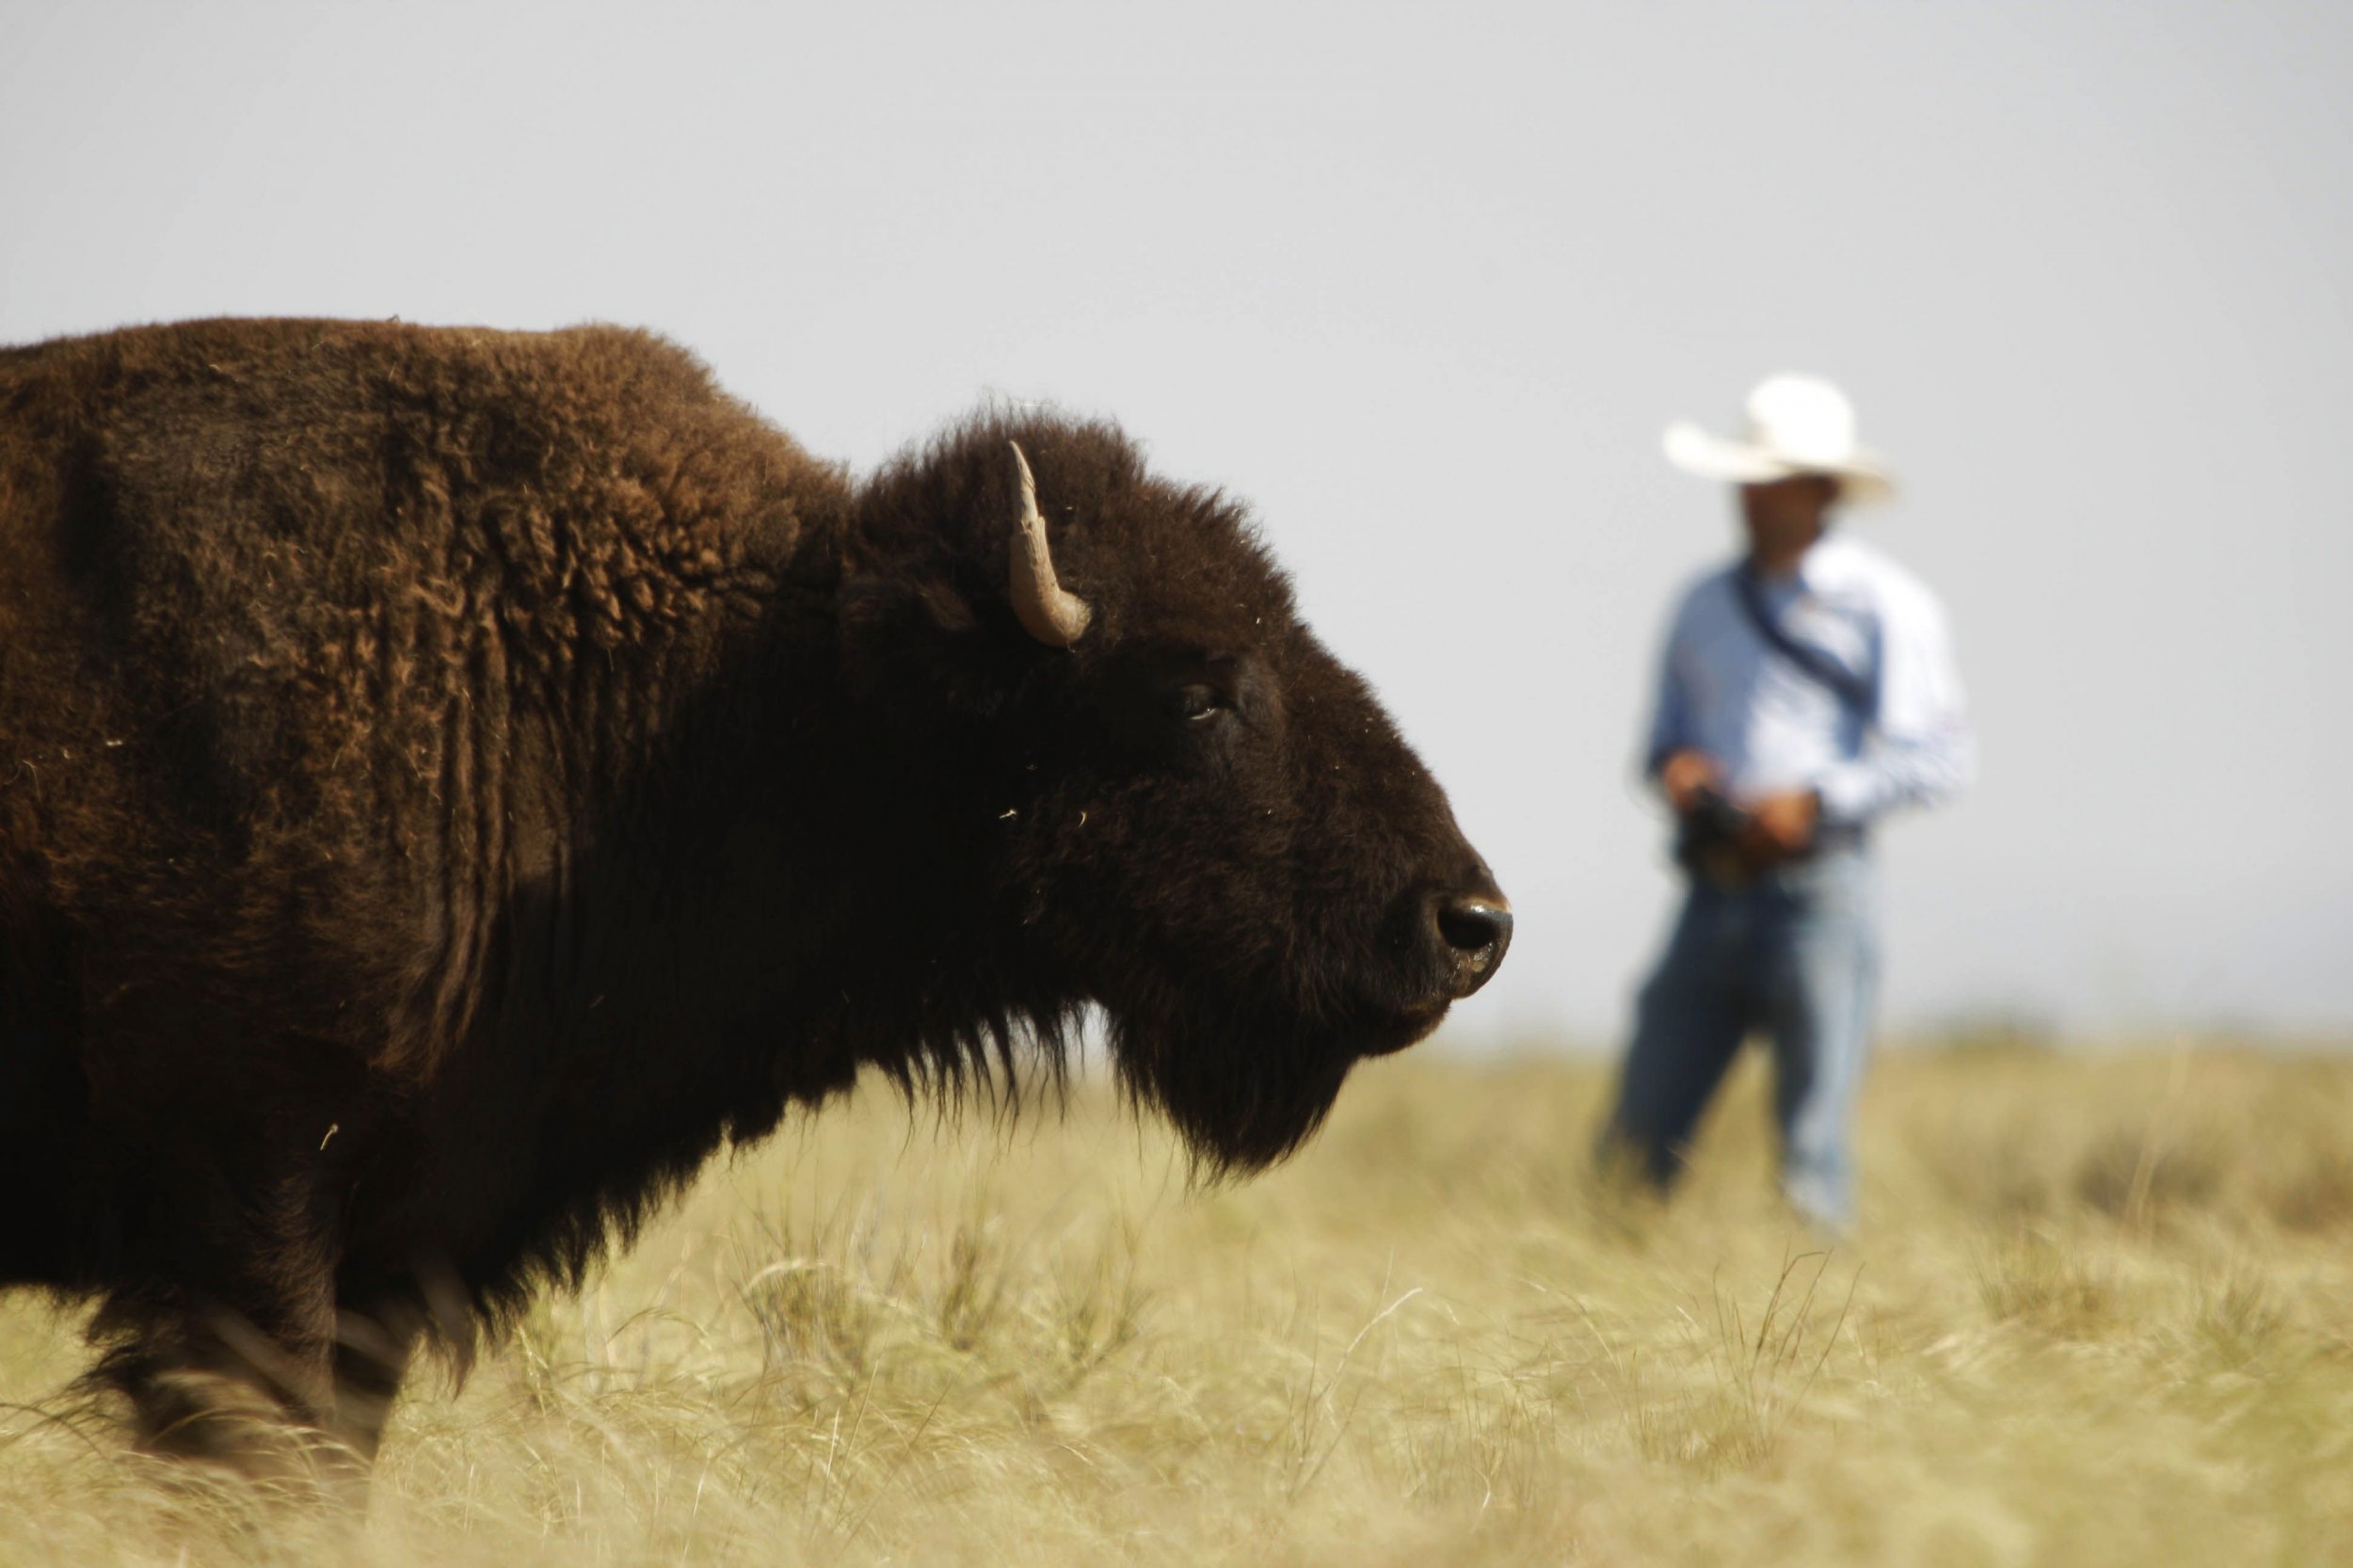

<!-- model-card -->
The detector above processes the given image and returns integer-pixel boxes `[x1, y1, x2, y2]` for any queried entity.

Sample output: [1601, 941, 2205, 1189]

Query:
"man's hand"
[1658, 750, 1721, 816]
[1741, 790, 1820, 859]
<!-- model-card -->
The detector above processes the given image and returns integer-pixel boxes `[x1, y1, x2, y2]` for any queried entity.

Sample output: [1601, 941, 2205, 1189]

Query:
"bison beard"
[1114, 1002, 1358, 1176]
[0, 317, 1509, 1487]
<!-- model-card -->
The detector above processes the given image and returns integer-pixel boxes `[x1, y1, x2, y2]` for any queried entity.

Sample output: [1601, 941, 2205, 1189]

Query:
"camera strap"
[1732, 568, 1874, 721]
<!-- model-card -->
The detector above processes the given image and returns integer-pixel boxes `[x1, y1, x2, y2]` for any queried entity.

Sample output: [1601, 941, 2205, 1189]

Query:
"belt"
[1682, 822, 1869, 890]
[1806, 822, 1868, 858]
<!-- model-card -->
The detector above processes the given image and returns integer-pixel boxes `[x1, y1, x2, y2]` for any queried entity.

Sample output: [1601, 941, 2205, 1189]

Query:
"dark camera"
[1673, 785, 1753, 879]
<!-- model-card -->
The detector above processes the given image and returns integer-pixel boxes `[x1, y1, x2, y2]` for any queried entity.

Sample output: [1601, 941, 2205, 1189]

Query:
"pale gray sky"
[6, 0, 2349, 1042]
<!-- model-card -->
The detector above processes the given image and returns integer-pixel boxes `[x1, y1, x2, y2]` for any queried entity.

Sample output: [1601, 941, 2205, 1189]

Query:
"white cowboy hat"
[1663, 374, 1896, 504]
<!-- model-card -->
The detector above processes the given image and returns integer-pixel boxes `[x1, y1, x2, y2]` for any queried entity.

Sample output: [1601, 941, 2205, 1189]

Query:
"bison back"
[0, 318, 840, 1135]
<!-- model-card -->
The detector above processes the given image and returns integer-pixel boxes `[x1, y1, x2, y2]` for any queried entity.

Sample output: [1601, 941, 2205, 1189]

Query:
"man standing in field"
[1600, 375, 1973, 1231]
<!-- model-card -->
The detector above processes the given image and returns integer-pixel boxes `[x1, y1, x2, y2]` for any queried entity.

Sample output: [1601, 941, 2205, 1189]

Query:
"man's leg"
[1760, 851, 1880, 1232]
[1600, 884, 1751, 1193]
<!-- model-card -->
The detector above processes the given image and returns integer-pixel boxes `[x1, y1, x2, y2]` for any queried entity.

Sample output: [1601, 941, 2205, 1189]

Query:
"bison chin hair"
[1101, 995, 1366, 1178]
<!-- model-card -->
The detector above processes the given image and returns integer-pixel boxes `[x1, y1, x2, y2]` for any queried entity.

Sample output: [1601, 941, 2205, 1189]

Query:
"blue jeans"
[1601, 847, 1880, 1229]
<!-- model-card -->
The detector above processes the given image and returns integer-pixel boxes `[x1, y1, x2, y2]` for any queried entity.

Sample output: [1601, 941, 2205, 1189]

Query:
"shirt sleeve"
[1812, 579, 1976, 825]
[1641, 596, 1698, 783]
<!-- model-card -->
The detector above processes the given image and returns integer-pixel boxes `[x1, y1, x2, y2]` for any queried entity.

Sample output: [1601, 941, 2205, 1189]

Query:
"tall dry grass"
[4, 1042, 2351, 1565]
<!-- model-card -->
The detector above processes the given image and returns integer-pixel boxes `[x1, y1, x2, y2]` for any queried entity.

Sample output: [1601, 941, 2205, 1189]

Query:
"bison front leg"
[90, 1294, 362, 1496]
[328, 1294, 428, 1464]
[85, 1177, 366, 1494]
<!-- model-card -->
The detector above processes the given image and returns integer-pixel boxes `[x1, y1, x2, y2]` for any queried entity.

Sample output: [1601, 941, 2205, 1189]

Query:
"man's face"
[1738, 473, 1839, 562]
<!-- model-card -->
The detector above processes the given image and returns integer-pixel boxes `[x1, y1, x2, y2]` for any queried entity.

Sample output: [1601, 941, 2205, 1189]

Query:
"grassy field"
[4, 1042, 2352, 1565]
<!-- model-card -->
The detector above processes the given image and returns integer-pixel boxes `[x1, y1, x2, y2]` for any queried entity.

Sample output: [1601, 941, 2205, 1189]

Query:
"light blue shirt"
[1644, 532, 1974, 827]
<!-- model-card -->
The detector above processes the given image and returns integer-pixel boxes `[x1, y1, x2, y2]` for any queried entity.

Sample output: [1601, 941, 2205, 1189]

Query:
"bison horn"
[1006, 441, 1093, 648]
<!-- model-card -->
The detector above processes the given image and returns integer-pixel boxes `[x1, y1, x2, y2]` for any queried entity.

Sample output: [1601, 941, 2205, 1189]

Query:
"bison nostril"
[1436, 897, 1512, 956]
[1432, 896, 1513, 997]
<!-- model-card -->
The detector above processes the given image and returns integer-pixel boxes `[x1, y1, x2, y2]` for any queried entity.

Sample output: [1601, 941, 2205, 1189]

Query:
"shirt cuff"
[1813, 765, 1877, 826]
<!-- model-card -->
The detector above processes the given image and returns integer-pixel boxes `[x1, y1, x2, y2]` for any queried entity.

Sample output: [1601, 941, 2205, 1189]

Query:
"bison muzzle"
[0, 317, 1507, 1481]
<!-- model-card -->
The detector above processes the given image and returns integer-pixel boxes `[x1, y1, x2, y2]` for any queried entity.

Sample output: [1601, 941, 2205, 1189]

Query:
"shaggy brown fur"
[0, 318, 1507, 1482]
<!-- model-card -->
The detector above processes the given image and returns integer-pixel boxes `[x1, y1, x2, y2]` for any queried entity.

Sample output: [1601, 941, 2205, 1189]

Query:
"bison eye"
[1173, 683, 1228, 723]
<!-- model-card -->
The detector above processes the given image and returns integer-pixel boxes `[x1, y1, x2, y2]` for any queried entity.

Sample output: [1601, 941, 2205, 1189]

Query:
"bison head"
[842, 415, 1509, 1172]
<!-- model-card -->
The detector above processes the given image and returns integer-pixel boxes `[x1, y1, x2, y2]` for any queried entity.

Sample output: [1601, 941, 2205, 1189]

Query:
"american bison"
[0, 317, 1508, 1479]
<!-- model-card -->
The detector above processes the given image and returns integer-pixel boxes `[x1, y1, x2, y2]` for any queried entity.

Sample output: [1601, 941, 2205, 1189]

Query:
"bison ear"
[838, 568, 1029, 727]
[918, 581, 980, 633]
